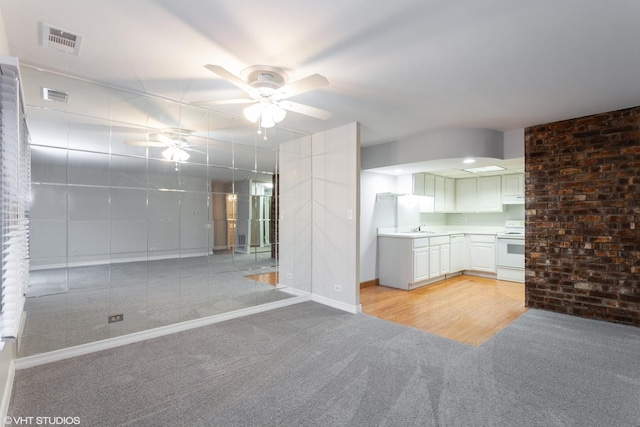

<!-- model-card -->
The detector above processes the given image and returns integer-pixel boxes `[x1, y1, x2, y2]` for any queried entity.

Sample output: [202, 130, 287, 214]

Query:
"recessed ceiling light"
[394, 168, 404, 174]
[463, 158, 476, 164]
[463, 165, 506, 174]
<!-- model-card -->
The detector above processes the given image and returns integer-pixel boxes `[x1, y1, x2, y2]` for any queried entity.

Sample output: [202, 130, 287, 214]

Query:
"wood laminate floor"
[245, 271, 279, 285]
[360, 275, 527, 346]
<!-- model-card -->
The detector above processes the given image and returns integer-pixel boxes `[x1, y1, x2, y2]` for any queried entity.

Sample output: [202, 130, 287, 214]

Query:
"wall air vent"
[39, 22, 83, 55]
[42, 87, 69, 103]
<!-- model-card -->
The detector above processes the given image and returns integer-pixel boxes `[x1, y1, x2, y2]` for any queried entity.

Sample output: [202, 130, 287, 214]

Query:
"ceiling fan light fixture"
[269, 103, 286, 123]
[244, 99, 286, 129]
[260, 112, 275, 129]
[243, 103, 261, 123]
[162, 145, 190, 162]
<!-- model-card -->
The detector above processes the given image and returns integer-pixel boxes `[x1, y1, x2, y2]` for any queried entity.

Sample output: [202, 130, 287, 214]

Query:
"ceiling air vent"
[39, 22, 83, 55]
[42, 87, 69, 103]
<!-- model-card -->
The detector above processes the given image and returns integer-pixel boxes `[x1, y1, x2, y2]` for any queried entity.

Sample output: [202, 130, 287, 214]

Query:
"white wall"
[359, 171, 397, 283]
[311, 122, 360, 312]
[0, 9, 9, 55]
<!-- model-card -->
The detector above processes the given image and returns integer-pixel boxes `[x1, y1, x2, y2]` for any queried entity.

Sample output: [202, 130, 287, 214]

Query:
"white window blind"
[0, 57, 31, 345]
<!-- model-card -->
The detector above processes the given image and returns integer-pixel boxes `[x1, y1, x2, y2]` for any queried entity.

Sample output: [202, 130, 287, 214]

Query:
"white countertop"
[377, 231, 455, 238]
[378, 226, 505, 238]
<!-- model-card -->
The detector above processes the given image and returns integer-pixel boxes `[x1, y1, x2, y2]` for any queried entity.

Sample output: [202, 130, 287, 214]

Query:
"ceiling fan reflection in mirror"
[196, 64, 332, 139]
[125, 128, 195, 171]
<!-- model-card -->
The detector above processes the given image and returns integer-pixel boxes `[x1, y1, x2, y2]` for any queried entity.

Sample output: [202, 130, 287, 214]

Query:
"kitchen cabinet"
[455, 176, 502, 213]
[444, 177, 456, 211]
[378, 236, 431, 290]
[455, 178, 477, 212]
[413, 243, 430, 282]
[502, 174, 524, 196]
[434, 176, 455, 212]
[378, 232, 499, 289]
[429, 235, 450, 278]
[477, 176, 502, 212]
[413, 173, 435, 197]
[502, 173, 525, 204]
[378, 234, 456, 290]
[467, 234, 496, 274]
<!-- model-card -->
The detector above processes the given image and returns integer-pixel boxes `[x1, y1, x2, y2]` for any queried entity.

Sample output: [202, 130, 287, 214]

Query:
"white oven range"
[496, 220, 525, 283]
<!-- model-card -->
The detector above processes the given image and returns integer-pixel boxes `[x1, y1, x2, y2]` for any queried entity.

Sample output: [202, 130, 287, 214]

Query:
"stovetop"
[497, 220, 524, 238]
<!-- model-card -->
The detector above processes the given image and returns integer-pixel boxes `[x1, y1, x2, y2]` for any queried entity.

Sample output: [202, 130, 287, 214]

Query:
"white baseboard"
[311, 293, 362, 314]
[14, 295, 310, 370]
[275, 287, 361, 314]
[277, 286, 311, 298]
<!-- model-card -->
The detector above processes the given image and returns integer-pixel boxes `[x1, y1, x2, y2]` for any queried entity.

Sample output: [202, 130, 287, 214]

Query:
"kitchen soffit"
[369, 157, 525, 178]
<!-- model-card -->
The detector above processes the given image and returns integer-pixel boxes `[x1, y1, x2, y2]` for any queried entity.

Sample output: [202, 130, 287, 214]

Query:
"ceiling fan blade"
[279, 100, 332, 120]
[274, 73, 329, 99]
[124, 140, 168, 147]
[204, 64, 253, 93]
[191, 98, 256, 106]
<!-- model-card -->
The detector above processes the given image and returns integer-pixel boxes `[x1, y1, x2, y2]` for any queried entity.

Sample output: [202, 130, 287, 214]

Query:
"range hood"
[502, 194, 525, 205]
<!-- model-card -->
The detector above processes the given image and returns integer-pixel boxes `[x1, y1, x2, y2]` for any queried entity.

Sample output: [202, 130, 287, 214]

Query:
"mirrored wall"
[20, 67, 310, 357]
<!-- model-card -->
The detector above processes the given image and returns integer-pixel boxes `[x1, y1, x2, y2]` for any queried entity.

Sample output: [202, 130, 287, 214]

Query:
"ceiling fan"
[198, 64, 332, 135]
[125, 128, 195, 168]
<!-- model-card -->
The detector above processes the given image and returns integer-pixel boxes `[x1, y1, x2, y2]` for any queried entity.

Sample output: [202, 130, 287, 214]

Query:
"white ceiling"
[2, 0, 640, 150]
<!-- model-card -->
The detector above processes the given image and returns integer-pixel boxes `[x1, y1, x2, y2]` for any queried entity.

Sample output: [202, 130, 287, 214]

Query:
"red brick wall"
[525, 106, 640, 326]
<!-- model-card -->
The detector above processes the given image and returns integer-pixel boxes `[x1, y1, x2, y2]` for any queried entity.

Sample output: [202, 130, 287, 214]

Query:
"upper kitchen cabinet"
[455, 176, 502, 212]
[502, 173, 525, 204]
[455, 178, 477, 212]
[477, 176, 502, 211]
[413, 173, 435, 197]
[434, 175, 455, 212]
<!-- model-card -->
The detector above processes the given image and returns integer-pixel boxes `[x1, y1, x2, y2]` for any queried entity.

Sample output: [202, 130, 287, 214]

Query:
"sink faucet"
[414, 224, 426, 232]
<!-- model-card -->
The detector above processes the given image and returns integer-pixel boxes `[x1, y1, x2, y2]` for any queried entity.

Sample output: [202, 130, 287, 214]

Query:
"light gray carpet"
[9, 302, 640, 426]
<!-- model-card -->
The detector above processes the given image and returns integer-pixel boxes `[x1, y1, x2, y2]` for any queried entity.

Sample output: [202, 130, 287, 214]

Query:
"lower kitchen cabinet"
[429, 235, 450, 278]
[467, 234, 496, 274]
[413, 245, 429, 282]
[378, 232, 500, 290]
[378, 236, 427, 290]
[378, 235, 452, 290]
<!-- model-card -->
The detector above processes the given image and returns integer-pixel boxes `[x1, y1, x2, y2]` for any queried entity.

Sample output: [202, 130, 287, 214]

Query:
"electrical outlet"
[287, 273, 293, 279]
[108, 314, 124, 323]
[459, 218, 467, 222]
[334, 284, 342, 292]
